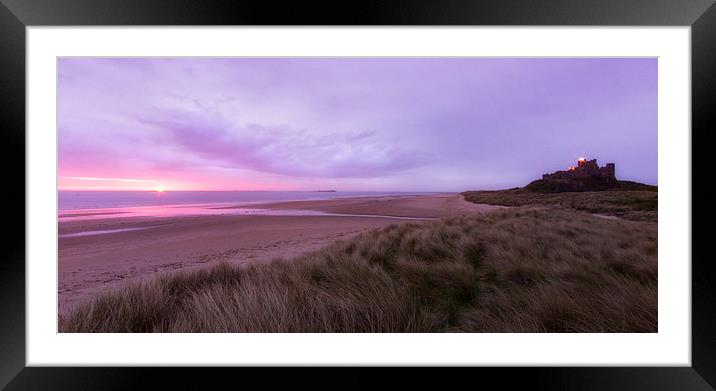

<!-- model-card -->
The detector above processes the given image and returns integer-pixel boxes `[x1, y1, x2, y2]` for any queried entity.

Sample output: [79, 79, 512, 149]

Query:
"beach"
[53, 57, 659, 338]
[59, 194, 500, 313]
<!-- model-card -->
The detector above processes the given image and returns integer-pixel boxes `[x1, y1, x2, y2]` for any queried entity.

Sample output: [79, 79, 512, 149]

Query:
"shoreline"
[57, 193, 447, 222]
[58, 191, 447, 216]
[58, 194, 501, 313]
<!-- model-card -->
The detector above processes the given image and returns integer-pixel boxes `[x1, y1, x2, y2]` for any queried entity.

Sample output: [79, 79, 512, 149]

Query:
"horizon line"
[56, 189, 457, 193]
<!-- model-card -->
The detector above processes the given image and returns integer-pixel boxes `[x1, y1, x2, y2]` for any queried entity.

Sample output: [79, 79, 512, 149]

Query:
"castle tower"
[605, 163, 616, 179]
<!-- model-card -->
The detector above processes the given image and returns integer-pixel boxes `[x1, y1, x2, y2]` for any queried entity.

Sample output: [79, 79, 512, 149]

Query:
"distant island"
[316, 190, 337, 192]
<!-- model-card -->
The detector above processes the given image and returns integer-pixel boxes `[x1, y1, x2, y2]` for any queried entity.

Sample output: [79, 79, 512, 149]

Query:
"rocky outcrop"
[526, 158, 655, 193]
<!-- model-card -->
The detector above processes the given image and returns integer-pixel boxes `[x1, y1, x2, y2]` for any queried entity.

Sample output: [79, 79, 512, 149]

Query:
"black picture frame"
[1, 0, 715, 389]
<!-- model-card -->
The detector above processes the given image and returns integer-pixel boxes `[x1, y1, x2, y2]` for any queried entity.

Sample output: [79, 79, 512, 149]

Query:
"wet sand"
[215, 193, 494, 218]
[59, 194, 500, 313]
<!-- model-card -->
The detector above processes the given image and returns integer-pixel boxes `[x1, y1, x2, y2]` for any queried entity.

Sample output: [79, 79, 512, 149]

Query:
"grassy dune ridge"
[59, 207, 657, 333]
[462, 190, 657, 222]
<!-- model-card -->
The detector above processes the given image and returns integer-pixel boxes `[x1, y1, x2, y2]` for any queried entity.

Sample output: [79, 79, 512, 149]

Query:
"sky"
[58, 58, 657, 191]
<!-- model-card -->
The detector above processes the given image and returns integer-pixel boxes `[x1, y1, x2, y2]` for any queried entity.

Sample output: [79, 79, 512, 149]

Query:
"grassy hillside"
[525, 178, 657, 193]
[60, 207, 657, 333]
[462, 189, 657, 222]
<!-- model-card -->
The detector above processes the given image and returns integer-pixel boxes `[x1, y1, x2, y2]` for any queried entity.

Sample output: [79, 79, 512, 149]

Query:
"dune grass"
[462, 189, 657, 222]
[59, 207, 657, 333]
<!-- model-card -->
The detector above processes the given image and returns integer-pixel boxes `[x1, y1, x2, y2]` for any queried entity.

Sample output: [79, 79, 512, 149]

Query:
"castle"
[542, 158, 616, 182]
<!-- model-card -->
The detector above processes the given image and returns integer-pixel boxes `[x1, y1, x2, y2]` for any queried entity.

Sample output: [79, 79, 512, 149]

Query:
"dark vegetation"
[525, 177, 657, 193]
[59, 208, 657, 333]
[462, 189, 657, 222]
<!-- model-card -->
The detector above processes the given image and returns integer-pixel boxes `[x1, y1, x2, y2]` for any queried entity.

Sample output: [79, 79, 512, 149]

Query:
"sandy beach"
[58, 194, 499, 312]
[214, 193, 491, 217]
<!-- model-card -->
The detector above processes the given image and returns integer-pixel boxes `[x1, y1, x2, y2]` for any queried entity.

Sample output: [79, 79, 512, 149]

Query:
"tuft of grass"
[462, 189, 657, 222]
[60, 207, 657, 333]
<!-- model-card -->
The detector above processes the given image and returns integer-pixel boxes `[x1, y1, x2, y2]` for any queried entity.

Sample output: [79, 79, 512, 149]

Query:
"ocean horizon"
[58, 190, 443, 211]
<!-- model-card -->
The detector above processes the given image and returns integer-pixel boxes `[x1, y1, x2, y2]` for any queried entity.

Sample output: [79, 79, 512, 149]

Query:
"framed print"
[1, 0, 715, 389]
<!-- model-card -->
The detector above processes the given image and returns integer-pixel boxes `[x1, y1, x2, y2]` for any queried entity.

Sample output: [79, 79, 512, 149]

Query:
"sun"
[154, 185, 165, 193]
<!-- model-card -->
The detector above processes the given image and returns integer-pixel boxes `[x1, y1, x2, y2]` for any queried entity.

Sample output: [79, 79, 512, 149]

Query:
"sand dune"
[58, 194, 500, 313]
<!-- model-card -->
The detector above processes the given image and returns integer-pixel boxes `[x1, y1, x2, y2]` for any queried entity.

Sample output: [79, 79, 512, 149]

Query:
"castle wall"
[542, 159, 616, 181]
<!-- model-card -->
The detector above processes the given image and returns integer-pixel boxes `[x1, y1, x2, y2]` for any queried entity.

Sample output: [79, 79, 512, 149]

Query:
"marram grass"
[59, 207, 657, 333]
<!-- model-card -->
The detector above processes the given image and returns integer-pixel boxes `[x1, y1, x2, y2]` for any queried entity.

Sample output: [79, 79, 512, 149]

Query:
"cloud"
[61, 176, 156, 183]
[58, 58, 657, 189]
[137, 107, 430, 178]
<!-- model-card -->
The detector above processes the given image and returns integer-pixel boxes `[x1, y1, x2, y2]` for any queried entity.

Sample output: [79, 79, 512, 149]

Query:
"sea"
[58, 190, 435, 210]
[58, 191, 439, 223]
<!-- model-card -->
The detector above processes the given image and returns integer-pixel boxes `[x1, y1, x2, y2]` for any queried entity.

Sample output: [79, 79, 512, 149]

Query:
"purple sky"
[58, 58, 657, 191]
